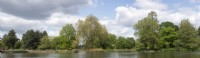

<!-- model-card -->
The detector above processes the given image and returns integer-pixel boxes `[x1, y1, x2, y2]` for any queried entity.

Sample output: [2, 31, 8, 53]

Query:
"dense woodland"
[1, 11, 200, 51]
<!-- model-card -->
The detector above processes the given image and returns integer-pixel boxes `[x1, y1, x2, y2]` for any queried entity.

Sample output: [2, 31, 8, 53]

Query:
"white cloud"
[190, 0, 200, 3]
[45, 12, 84, 36]
[0, 11, 42, 31]
[1, 0, 200, 40]
[113, 0, 200, 39]
[46, 13, 84, 26]
[0, 11, 84, 38]
[99, 16, 135, 38]
[115, 6, 151, 27]
[134, 0, 167, 10]
[0, 0, 93, 19]
[0, 11, 43, 38]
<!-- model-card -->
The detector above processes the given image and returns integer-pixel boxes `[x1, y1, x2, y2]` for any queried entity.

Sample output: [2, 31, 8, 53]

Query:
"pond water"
[1, 51, 200, 58]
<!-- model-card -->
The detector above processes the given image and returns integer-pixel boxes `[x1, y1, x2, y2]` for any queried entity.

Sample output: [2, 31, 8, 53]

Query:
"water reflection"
[1, 51, 200, 58]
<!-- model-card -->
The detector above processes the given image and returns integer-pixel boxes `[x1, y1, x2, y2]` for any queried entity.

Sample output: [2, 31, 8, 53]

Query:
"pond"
[1, 51, 200, 58]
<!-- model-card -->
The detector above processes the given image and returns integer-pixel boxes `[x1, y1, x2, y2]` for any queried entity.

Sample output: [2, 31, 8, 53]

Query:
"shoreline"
[1, 49, 136, 53]
[1, 49, 199, 54]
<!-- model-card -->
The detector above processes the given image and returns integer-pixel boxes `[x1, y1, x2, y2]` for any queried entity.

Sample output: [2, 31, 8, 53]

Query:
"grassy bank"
[1, 49, 137, 53]
[3, 50, 28, 53]
[2, 50, 74, 53]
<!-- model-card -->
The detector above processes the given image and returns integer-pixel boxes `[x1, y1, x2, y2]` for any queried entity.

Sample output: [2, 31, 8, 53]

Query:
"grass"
[4, 48, 199, 53]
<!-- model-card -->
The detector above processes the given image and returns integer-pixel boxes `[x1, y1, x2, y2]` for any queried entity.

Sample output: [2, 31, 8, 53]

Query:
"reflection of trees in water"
[136, 51, 200, 58]
[1, 51, 200, 58]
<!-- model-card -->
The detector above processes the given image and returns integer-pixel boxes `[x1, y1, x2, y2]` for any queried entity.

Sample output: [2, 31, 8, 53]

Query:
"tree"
[115, 36, 135, 49]
[77, 15, 109, 49]
[160, 21, 178, 31]
[134, 11, 160, 50]
[176, 19, 199, 50]
[107, 33, 117, 49]
[60, 24, 77, 49]
[159, 27, 176, 48]
[126, 37, 135, 49]
[42, 31, 48, 36]
[51, 36, 67, 50]
[99, 26, 110, 49]
[159, 21, 177, 48]
[2, 29, 18, 49]
[0, 40, 7, 49]
[22, 29, 35, 49]
[198, 27, 200, 38]
[22, 29, 46, 49]
[116, 36, 126, 49]
[15, 40, 22, 49]
[51, 36, 61, 49]
[51, 24, 78, 50]
[38, 35, 51, 50]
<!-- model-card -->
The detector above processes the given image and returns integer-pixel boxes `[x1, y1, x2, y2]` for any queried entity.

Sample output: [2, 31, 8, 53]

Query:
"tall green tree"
[51, 24, 77, 50]
[22, 29, 46, 49]
[77, 15, 109, 49]
[176, 19, 199, 50]
[134, 11, 160, 50]
[99, 26, 110, 49]
[22, 29, 35, 49]
[59, 24, 77, 49]
[159, 27, 176, 48]
[159, 21, 178, 48]
[2, 29, 18, 49]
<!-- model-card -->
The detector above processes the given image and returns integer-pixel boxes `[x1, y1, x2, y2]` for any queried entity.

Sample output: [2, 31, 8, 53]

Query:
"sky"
[0, 0, 200, 39]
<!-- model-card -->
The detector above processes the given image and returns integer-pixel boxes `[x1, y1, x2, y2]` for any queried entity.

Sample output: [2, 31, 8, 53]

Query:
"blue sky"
[79, 0, 200, 19]
[0, 0, 200, 39]
[79, 0, 133, 19]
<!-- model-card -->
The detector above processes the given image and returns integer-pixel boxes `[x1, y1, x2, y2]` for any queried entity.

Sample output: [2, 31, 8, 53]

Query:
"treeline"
[1, 11, 200, 51]
[0, 15, 135, 50]
[134, 11, 200, 51]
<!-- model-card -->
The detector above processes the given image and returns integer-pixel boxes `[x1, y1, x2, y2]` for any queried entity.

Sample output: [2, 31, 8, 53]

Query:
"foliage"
[107, 33, 117, 49]
[51, 36, 67, 50]
[126, 37, 135, 49]
[159, 21, 177, 48]
[22, 29, 47, 50]
[116, 36, 135, 49]
[77, 15, 110, 49]
[160, 21, 178, 31]
[198, 27, 200, 38]
[2, 29, 18, 49]
[2, 13, 200, 51]
[0, 40, 7, 49]
[134, 11, 160, 50]
[187, 38, 200, 50]
[51, 24, 78, 50]
[60, 24, 77, 49]
[135, 41, 145, 50]
[176, 19, 199, 50]
[15, 41, 22, 49]
[38, 35, 51, 50]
